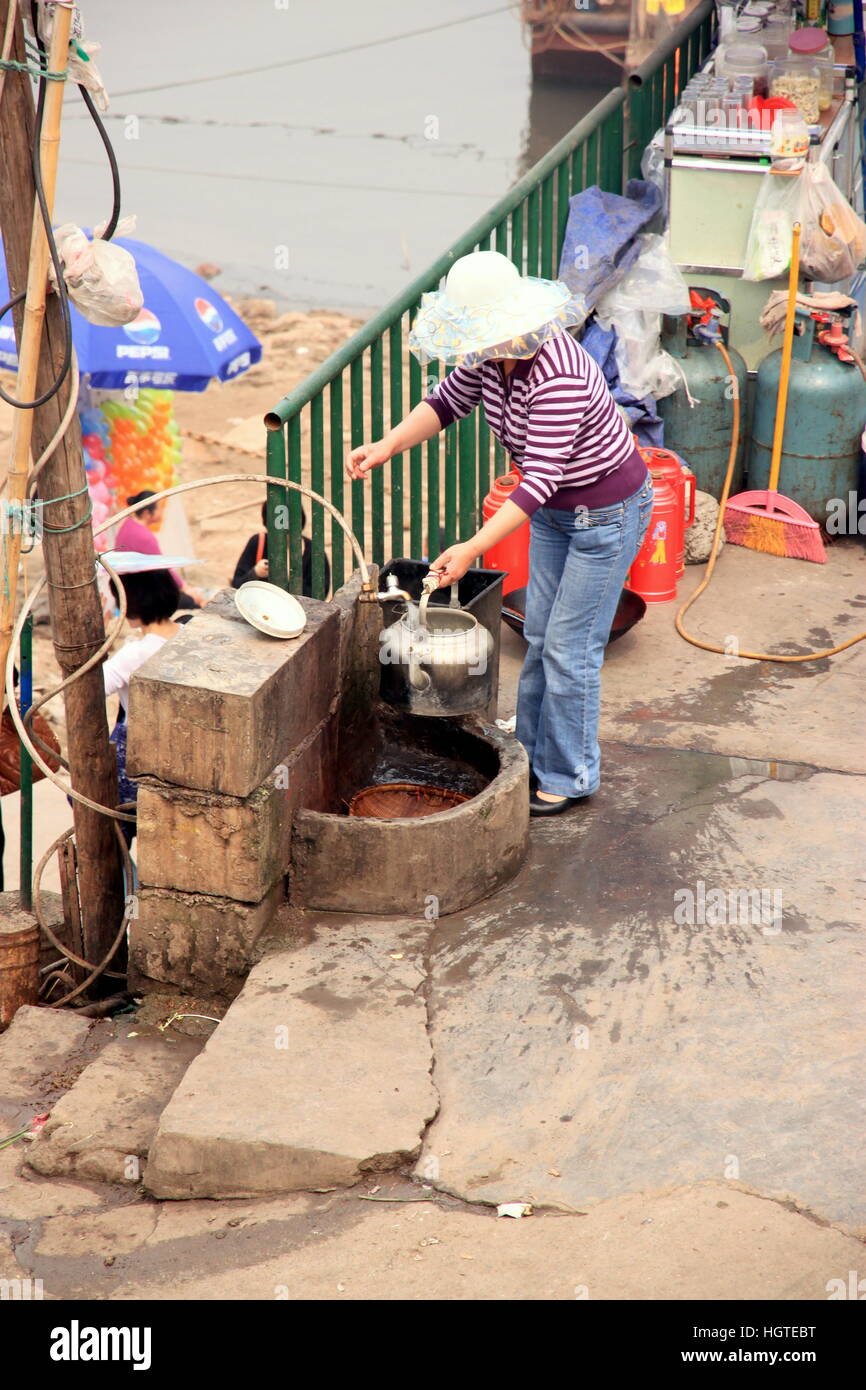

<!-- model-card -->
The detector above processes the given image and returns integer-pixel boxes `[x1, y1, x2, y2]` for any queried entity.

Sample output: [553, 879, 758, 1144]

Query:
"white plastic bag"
[742, 171, 802, 281]
[37, 4, 109, 111]
[599, 234, 691, 315]
[798, 162, 866, 283]
[49, 216, 143, 327]
[594, 235, 689, 399]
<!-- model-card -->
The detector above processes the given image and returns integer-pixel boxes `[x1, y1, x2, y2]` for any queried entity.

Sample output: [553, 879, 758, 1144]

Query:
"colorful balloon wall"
[80, 390, 182, 550]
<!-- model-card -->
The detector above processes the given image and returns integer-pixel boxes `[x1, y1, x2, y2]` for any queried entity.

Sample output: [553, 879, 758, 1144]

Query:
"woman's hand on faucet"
[428, 542, 477, 587]
[346, 440, 391, 480]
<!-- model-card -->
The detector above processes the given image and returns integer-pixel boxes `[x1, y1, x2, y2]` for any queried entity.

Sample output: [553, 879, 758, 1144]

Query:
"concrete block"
[27, 1032, 200, 1185]
[145, 935, 437, 1199]
[136, 714, 340, 902]
[128, 878, 287, 1000]
[126, 587, 340, 796]
[0, 1005, 91, 1103]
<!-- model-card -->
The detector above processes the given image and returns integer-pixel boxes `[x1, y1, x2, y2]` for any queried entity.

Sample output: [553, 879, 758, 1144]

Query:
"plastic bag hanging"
[742, 171, 803, 281]
[35, 2, 110, 111]
[48, 217, 144, 327]
[797, 162, 866, 283]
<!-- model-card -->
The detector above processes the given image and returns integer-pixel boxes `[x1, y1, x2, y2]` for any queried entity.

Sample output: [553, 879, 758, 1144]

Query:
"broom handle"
[768, 222, 801, 495]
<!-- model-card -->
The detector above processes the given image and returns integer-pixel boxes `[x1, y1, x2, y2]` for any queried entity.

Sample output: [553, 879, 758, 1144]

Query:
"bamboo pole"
[0, 2, 72, 677]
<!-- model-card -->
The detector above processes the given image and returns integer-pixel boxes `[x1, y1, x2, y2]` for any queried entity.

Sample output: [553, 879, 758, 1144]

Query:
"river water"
[56, 0, 612, 313]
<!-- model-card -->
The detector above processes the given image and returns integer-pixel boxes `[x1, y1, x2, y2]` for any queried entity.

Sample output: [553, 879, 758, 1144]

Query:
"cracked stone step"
[27, 1032, 202, 1186]
[145, 932, 437, 1199]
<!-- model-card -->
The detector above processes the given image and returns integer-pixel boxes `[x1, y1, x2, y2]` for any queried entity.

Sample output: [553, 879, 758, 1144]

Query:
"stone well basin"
[290, 713, 529, 916]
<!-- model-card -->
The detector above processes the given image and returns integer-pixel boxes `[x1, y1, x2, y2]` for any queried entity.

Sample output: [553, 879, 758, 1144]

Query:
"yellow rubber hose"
[674, 340, 866, 662]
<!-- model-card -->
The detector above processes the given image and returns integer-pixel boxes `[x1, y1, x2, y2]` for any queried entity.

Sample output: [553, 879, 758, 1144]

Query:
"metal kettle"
[379, 574, 495, 717]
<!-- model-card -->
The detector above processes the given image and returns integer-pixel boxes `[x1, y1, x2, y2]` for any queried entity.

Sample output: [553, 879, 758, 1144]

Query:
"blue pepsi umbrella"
[0, 235, 262, 392]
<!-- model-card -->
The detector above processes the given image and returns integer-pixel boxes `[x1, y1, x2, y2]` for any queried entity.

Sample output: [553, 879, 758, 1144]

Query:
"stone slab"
[126, 587, 340, 796]
[27, 1032, 201, 1185]
[0, 1005, 91, 1102]
[129, 877, 287, 999]
[145, 931, 437, 1199]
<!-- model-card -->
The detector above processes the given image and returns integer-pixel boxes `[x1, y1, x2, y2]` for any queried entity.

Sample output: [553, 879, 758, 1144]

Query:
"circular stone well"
[290, 717, 529, 916]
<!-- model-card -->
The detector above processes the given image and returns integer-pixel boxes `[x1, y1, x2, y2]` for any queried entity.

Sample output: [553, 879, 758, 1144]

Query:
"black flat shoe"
[529, 791, 582, 817]
[529, 770, 538, 792]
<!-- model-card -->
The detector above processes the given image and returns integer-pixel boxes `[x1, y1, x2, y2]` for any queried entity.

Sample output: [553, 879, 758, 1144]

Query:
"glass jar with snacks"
[770, 58, 822, 123]
[788, 27, 835, 110]
[770, 108, 811, 167]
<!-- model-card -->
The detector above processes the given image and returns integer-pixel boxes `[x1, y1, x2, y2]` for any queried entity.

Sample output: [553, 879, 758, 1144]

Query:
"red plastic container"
[626, 470, 680, 604]
[638, 446, 695, 576]
[482, 471, 529, 596]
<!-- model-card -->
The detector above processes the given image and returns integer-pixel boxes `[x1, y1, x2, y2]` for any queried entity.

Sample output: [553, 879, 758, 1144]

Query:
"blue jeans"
[515, 474, 653, 798]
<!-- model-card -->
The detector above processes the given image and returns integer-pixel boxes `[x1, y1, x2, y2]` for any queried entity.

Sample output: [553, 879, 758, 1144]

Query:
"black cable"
[77, 83, 121, 241]
[0, 9, 123, 408]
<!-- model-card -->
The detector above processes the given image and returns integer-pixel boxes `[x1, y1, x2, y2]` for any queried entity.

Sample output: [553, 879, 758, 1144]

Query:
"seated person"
[115, 491, 205, 610]
[103, 566, 182, 843]
[232, 502, 329, 598]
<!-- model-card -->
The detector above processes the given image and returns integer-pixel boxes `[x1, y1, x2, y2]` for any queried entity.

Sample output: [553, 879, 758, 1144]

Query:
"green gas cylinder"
[748, 310, 866, 523]
[657, 301, 748, 502]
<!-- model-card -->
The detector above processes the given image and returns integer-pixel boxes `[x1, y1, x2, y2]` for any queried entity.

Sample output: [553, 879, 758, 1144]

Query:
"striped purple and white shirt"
[424, 331, 644, 516]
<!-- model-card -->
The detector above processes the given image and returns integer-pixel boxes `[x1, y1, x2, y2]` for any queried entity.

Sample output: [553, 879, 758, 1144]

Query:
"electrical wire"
[0, 7, 122, 409]
[108, 4, 517, 100]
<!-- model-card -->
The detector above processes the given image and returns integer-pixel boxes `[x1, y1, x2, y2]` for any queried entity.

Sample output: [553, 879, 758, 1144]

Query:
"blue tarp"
[580, 318, 664, 449]
[558, 180, 662, 315]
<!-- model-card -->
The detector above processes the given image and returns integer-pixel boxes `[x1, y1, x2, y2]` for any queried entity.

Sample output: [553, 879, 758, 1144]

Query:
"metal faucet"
[375, 575, 413, 603]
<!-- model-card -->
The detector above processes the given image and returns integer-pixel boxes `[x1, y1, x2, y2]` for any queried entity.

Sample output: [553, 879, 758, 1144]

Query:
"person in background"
[115, 491, 205, 610]
[231, 501, 329, 597]
[103, 566, 183, 843]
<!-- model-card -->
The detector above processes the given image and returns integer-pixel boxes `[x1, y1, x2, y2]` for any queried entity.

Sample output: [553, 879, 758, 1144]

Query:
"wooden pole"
[0, 1, 124, 984]
[1, 3, 71, 662]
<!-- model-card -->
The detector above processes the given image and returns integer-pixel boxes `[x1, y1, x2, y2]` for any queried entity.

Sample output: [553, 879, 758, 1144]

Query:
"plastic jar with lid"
[770, 107, 810, 166]
[718, 41, 769, 95]
[788, 27, 835, 109]
[770, 57, 821, 123]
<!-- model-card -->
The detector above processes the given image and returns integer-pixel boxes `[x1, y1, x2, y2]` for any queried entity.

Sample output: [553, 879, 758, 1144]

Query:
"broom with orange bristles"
[724, 222, 826, 564]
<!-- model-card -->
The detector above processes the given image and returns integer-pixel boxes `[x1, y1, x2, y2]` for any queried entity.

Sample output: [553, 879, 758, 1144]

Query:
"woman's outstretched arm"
[346, 402, 443, 480]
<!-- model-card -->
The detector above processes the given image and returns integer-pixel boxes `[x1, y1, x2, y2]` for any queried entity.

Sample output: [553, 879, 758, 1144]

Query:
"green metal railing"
[264, 0, 716, 597]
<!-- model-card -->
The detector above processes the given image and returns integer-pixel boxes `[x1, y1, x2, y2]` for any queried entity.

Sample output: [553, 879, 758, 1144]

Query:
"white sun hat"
[409, 250, 585, 368]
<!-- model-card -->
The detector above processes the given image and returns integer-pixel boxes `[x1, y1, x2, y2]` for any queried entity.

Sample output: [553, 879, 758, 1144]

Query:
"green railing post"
[287, 413, 303, 595]
[388, 320, 404, 559]
[265, 424, 288, 592]
[370, 336, 386, 565]
[310, 392, 326, 597]
[329, 376, 345, 590]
